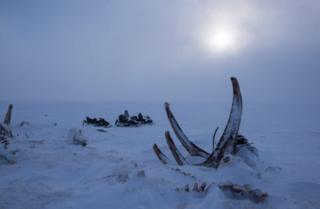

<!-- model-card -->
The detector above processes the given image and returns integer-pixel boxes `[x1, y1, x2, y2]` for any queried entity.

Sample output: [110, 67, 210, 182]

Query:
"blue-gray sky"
[1, 0, 319, 103]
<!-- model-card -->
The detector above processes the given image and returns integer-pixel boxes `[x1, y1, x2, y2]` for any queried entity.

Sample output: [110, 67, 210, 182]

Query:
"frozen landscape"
[0, 98, 319, 209]
[1, 1, 320, 208]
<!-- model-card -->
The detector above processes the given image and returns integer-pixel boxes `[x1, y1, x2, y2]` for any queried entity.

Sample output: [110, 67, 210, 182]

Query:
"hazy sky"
[1, 0, 319, 103]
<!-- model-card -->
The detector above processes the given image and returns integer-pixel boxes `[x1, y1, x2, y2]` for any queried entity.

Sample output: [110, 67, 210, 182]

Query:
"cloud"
[0, 0, 319, 103]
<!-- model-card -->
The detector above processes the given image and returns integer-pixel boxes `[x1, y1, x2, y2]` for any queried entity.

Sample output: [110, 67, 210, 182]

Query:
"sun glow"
[202, 24, 241, 55]
[202, 24, 242, 56]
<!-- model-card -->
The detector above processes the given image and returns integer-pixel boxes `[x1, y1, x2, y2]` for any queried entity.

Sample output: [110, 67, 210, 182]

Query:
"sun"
[208, 29, 235, 51]
[203, 25, 239, 54]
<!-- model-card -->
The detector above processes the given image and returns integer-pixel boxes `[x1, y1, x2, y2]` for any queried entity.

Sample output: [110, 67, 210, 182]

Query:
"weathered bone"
[0, 105, 15, 164]
[218, 183, 268, 203]
[176, 182, 267, 203]
[212, 127, 219, 152]
[165, 131, 187, 165]
[153, 77, 250, 168]
[153, 78, 266, 203]
[3, 104, 13, 126]
[201, 77, 243, 167]
[153, 144, 170, 164]
[217, 77, 242, 149]
[165, 102, 209, 158]
[0, 122, 13, 150]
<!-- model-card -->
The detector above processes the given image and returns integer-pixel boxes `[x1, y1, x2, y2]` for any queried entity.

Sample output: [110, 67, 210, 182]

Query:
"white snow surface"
[0, 101, 319, 209]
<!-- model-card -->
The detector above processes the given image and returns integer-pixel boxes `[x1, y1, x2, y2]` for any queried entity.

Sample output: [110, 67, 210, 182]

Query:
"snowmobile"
[115, 111, 153, 127]
[83, 117, 112, 128]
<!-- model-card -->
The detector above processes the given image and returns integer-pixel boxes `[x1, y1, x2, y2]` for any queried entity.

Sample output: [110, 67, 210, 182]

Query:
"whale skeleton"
[153, 77, 256, 168]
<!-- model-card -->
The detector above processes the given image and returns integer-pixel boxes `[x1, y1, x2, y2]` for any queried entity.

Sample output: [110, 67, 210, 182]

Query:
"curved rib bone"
[201, 77, 243, 167]
[212, 127, 219, 151]
[165, 131, 187, 165]
[153, 144, 170, 164]
[164, 102, 209, 158]
[216, 77, 242, 150]
[153, 77, 246, 169]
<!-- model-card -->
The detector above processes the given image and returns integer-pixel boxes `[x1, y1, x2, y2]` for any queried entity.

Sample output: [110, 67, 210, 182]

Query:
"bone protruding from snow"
[164, 102, 209, 158]
[212, 127, 219, 152]
[176, 181, 267, 203]
[3, 104, 13, 126]
[154, 77, 256, 169]
[68, 128, 87, 146]
[0, 123, 13, 138]
[216, 77, 242, 151]
[0, 123, 13, 149]
[218, 183, 268, 203]
[165, 131, 187, 166]
[176, 182, 213, 193]
[153, 144, 170, 164]
[201, 77, 243, 168]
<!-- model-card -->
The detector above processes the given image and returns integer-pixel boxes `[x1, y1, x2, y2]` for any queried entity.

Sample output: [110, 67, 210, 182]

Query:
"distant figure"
[118, 110, 129, 123]
[137, 113, 144, 122]
[124, 110, 129, 120]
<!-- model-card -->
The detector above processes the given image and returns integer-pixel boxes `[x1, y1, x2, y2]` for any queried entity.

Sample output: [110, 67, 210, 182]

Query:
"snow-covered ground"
[0, 101, 319, 209]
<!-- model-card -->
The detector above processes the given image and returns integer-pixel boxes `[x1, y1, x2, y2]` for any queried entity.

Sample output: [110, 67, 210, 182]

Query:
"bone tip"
[9, 104, 13, 109]
[165, 130, 170, 137]
[164, 102, 170, 108]
[230, 77, 240, 95]
[230, 77, 238, 83]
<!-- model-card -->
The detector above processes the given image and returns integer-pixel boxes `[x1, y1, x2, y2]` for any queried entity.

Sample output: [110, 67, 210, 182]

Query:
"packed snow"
[0, 101, 319, 209]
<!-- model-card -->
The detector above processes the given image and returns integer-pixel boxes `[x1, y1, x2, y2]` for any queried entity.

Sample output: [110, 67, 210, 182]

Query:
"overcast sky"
[1, 0, 319, 103]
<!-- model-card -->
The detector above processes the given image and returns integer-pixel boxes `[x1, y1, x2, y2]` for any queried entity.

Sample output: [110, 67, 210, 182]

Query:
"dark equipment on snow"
[83, 117, 111, 128]
[115, 110, 153, 127]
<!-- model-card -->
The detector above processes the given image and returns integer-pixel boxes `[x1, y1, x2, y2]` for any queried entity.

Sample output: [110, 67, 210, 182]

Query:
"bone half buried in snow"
[153, 77, 255, 168]
[3, 104, 13, 126]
